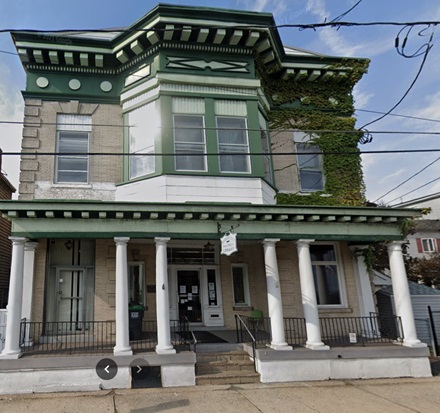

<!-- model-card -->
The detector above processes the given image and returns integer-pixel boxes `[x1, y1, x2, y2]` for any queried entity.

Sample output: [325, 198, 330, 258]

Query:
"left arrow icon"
[96, 358, 118, 380]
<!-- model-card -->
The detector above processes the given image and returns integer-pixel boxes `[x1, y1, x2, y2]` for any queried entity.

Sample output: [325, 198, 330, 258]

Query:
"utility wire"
[2, 148, 440, 157]
[2, 21, 440, 34]
[373, 155, 440, 203]
[359, 24, 435, 130]
[388, 176, 440, 205]
[328, 0, 365, 23]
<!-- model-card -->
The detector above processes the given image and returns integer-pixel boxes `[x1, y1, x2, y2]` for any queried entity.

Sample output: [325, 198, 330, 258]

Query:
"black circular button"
[96, 358, 118, 380]
[130, 358, 150, 380]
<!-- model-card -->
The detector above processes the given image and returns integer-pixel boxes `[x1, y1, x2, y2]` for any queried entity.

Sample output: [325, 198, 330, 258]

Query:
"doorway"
[177, 269, 202, 323]
[53, 266, 93, 333]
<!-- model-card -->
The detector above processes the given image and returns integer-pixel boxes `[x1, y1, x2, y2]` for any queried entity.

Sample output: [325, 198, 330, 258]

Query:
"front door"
[55, 267, 91, 332]
[177, 269, 202, 323]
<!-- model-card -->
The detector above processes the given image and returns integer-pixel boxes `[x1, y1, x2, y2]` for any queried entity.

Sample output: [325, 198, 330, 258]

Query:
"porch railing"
[19, 318, 193, 355]
[236, 314, 403, 348]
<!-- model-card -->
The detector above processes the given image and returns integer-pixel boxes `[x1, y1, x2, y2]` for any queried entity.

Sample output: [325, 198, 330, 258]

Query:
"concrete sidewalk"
[0, 376, 439, 413]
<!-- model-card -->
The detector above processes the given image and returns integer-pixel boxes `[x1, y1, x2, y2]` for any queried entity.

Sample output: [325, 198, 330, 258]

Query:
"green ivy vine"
[256, 57, 370, 207]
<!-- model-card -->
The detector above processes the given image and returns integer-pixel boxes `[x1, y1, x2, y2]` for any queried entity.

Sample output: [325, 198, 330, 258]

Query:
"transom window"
[217, 117, 250, 173]
[56, 114, 91, 184]
[310, 244, 343, 306]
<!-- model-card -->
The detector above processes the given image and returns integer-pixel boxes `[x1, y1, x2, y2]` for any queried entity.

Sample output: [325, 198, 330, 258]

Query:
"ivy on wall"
[257, 58, 370, 207]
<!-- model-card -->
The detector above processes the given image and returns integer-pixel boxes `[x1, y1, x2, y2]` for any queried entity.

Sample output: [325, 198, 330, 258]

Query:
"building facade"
[0, 5, 431, 392]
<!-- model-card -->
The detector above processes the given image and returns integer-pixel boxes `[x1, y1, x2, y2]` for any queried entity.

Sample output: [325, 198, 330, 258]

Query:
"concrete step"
[196, 371, 261, 385]
[196, 350, 260, 385]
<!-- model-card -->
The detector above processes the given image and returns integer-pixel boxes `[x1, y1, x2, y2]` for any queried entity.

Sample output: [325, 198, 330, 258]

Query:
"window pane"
[217, 117, 249, 173]
[299, 170, 324, 191]
[232, 267, 246, 305]
[128, 103, 157, 178]
[56, 129, 89, 183]
[174, 115, 206, 171]
[310, 245, 336, 261]
[422, 239, 435, 252]
[174, 115, 204, 143]
[296, 142, 323, 191]
[313, 264, 341, 305]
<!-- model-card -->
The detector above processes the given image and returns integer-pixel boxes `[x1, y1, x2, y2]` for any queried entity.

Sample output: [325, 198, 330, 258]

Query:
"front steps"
[195, 350, 260, 385]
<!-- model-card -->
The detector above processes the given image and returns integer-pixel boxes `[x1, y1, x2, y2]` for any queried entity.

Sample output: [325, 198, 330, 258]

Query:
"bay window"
[172, 97, 206, 172]
[217, 117, 250, 173]
[128, 102, 157, 179]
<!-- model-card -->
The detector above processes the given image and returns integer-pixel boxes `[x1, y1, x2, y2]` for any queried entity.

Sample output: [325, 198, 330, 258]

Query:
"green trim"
[22, 91, 121, 105]
[205, 98, 220, 175]
[160, 95, 174, 174]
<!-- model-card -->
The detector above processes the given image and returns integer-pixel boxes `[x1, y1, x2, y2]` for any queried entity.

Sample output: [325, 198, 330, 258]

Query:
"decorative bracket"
[217, 223, 240, 235]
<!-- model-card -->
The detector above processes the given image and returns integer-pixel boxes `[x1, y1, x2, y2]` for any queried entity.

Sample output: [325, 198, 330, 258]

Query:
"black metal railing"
[236, 314, 403, 348]
[235, 315, 257, 371]
[320, 314, 403, 346]
[19, 318, 194, 355]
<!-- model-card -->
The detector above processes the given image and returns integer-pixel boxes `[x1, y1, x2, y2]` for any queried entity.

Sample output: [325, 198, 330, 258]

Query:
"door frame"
[169, 265, 224, 326]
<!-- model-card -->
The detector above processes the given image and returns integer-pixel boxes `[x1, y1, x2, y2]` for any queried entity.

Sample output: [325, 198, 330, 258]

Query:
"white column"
[155, 237, 175, 355]
[263, 239, 292, 350]
[1, 237, 27, 358]
[21, 242, 39, 321]
[388, 241, 426, 348]
[350, 245, 377, 337]
[21, 242, 39, 345]
[113, 237, 133, 356]
[297, 239, 329, 350]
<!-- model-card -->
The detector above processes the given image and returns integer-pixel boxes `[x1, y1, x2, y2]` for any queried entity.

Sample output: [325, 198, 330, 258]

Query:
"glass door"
[177, 269, 202, 323]
[55, 267, 90, 333]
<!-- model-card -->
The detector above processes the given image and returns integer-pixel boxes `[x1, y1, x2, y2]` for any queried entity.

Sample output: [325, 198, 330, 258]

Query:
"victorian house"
[0, 4, 430, 392]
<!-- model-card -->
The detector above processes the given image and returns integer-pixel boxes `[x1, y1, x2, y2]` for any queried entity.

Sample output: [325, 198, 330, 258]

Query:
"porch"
[17, 314, 403, 356]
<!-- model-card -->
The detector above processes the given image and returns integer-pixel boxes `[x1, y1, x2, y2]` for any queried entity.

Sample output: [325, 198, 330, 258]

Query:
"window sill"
[233, 306, 252, 311]
[318, 307, 353, 313]
[53, 183, 92, 189]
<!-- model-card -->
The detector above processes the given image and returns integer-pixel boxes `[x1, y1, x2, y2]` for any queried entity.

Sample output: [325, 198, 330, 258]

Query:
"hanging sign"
[221, 232, 237, 256]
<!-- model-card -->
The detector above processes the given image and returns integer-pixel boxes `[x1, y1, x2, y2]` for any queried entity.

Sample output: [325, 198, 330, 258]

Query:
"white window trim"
[173, 114, 208, 172]
[216, 116, 251, 174]
[55, 130, 90, 184]
[310, 242, 347, 309]
[231, 264, 251, 307]
[421, 238, 436, 253]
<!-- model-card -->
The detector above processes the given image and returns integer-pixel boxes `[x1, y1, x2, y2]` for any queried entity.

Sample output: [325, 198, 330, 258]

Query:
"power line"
[388, 176, 440, 205]
[2, 148, 440, 157]
[355, 109, 440, 124]
[373, 155, 440, 203]
[3, 119, 440, 136]
[2, 21, 440, 34]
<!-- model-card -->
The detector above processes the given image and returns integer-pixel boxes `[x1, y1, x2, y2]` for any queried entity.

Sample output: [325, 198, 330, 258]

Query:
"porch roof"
[0, 200, 421, 241]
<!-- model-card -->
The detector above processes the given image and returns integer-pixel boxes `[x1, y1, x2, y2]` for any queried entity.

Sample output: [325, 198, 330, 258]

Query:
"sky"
[0, 0, 439, 205]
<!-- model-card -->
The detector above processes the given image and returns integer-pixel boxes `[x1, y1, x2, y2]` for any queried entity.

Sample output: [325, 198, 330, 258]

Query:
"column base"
[306, 342, 330, 350]
[269, 343, 293, 351]
[156, 347, 176, 355]
[0, 350, 22, 359]
[402, 340, 427, 348]
[113, 346, 133, 356]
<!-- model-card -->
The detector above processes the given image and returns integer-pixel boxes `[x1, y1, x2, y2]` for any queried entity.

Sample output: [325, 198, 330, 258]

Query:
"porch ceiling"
[0, 200, 420, 241]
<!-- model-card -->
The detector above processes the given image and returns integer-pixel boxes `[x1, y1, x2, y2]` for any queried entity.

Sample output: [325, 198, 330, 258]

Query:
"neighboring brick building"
[0, 152, 16, 308]
[0, 5, 430, 392]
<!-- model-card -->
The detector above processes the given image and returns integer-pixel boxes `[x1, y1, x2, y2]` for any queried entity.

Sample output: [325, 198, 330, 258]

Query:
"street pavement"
[0, 376, 440, 413]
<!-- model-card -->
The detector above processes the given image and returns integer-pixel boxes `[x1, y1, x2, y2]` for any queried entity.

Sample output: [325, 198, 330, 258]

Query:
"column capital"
[114, 237, 130, 245]
[25, 241, 39, 251]
[9, 237, 28, 245]
[296, 239, 315, 247]
[387, 241, 406, 253]
[262, 238, 280, 246]
[155, 237, 171, 245]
